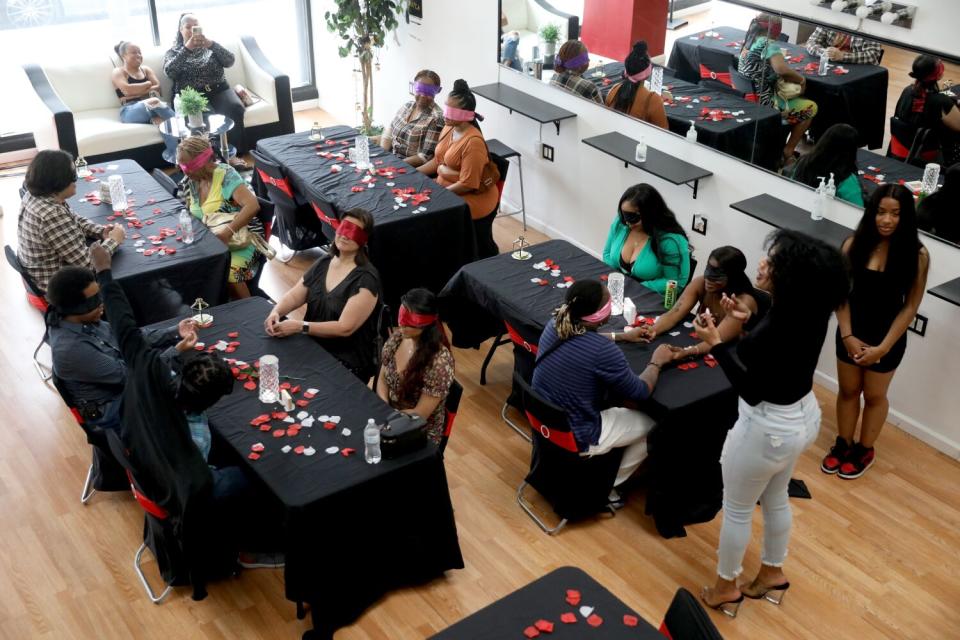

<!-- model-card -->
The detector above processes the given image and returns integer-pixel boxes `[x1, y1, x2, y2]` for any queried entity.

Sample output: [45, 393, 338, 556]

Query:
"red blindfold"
[398, 306, 438, 327]
[336, 219, 368, 246]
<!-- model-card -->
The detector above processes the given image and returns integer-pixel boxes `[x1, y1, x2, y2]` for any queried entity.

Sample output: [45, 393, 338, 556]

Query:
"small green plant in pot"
[539, 23, 560, 59]
[179, 87, 209, 127]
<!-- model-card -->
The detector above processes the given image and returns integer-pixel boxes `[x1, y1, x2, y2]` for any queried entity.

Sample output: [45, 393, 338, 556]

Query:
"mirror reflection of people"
[632, 246, 758, 359]
[380, 70, 445, 168]
[738, 13, 818, 166]
[550, 40, 603, 104]
[264, 209, 381, 383]
[113, 40, 175, 125]
[695, 230, 848, 616]
[417, 80, 500, 258]
[893, 55, 960, 167]
[376, 288, 455, 445]
[917, 162, 960, 243]
[804, 26, 882, 65]
[789, 123, 864, 206]
[605, 41, 668, 129]
[501, 31, 522, 71]
[532, 280, 675, 504]
[164, 13, 249, 170]
[17, 150, 125, 293]
[602, 184, 690, 294]
[826, 186, 929, 479]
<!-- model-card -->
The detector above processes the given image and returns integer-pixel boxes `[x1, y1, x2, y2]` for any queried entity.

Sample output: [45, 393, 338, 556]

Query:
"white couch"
[501, 0, 581, 65]
[24, 36, 293, 170]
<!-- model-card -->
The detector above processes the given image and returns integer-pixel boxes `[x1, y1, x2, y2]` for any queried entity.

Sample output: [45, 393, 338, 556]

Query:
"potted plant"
[179, 87, 209, 128]
[326, 0, 405, 136]
[539, 23, 561, 60]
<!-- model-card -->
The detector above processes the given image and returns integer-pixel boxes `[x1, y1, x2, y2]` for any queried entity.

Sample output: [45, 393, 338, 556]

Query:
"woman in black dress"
[264, 209, 381, 382]
[824, 185, 929, 479]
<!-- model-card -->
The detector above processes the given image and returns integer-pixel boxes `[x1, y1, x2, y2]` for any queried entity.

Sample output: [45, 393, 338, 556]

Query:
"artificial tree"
[325, 0, 406, 135]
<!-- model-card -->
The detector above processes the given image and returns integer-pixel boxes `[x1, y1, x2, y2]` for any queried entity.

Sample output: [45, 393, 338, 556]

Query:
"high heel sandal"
[699, 587, 745, 618]
[742, 581, 791, 605]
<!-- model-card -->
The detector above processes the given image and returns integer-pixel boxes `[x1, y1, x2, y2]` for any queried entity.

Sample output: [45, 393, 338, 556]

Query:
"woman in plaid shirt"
[550, 40, 602, 104]
[380, 70, 445, 168]
[804, 27, 882, 66]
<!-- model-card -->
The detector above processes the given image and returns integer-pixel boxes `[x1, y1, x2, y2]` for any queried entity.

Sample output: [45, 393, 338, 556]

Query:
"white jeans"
[716, 392, 821, 580]
[584, 407, 656, 487]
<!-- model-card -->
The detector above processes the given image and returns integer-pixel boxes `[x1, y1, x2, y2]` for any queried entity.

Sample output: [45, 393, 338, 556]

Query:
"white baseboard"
[813, 370, 960, 460]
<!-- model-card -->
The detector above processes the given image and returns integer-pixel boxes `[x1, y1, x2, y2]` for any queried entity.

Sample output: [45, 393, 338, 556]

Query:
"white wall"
[313, 1, 960, 458]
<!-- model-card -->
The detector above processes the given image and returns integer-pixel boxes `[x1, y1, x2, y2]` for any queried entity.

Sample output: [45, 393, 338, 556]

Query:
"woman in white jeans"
[694, 230, 849, 617]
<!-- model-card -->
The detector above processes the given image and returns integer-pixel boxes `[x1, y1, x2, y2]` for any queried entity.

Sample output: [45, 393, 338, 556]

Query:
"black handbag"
[380, 412, 428, 459]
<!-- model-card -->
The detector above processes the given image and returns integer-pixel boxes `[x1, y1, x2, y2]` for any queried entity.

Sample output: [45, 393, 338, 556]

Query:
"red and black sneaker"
[820, 436, 850, 474]
[838, 443, 875, 479]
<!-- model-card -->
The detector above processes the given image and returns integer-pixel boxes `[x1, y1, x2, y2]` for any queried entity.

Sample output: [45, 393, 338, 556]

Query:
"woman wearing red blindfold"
[375, 288, 455, 444]
[380, 69, 445, 168]
[264, 209, 382, 382]
[893, 54, 960, 167]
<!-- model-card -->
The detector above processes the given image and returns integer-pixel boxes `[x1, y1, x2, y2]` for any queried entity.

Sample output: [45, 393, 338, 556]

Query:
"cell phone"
[192, 26, 202, 37]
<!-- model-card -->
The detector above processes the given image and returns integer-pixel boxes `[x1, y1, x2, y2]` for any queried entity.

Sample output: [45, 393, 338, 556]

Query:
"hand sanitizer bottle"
[825, 172, 837, 199]
[686, 121, 698, 142]
[635, 137, 647, 163]
[811, 177, 826, 221]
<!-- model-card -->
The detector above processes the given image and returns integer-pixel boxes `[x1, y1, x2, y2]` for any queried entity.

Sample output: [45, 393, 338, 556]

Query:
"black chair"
[5, 245, 51, 380]
[888, 116, 938, 167]
[486, 139, 526, 230]
[250, 150, 326, 262]
[246, 196, 276, 300]
[729, 68, 759, 102]
[658, 587, 725, 640]
[515, 372, 623, 535]
[695, 47, 738, 94]
[370, 303, 394, 390]
[439, 379, 463, 454]
[477, 149, 512, 259]
[478, 320, 536, 441]
[151, 168, 178, 197]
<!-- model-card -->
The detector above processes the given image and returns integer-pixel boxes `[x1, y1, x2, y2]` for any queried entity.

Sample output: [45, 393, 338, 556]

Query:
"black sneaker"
[838, 443, 875, 480]
[820, 436, 851, 474]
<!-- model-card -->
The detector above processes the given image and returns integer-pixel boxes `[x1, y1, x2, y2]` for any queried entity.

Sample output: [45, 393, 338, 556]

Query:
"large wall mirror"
[497, 0, 960, 248]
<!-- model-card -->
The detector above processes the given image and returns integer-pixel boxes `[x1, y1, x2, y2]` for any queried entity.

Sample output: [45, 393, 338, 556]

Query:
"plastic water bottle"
[686, 121, 698, 143]
[364, 419, 381, 464]
[179, 208, 194, 244]
[818, 50, 830, 76]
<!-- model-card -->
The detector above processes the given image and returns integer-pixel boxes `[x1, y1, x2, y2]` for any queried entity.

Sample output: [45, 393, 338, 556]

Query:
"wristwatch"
[301, 322, 310, 335]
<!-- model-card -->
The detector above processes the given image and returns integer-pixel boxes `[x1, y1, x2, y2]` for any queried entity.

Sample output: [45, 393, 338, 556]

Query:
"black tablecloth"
[586, 62, 783, 169]
[431, 566, 662, 639]
[855, 148, 939, 200]
[184, 297, 462, 632]
[69, 160, 229, 325]
[255, 126, 476, 311]
[668, 26, 888, 149]
[439, 240, 737, 537]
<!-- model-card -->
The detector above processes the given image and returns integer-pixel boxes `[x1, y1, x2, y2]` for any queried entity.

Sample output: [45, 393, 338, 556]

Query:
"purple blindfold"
[556, 51, 590, 69]
[409, 81, 442, 97]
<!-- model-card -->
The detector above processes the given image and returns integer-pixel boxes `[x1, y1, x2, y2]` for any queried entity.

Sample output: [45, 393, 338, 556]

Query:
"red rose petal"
[586, 614, 603, 627]
[534, 619, 554, 632]
[294, 445, 305, 454]
[244, 381, 257, 391]
[251, 443, 265, 452]
[323, 421, 336, 430]
[247, 452, 260, 460]
[565, 590, 581, 606]
[303, 392, 316, 399]
[296, 399, 309, 407]
[560, 612, 577, 624]
[523, 627, 540, 638]
[280, 382, 291, 390]
[286, 427, 300, 437]
[273, 429, 286, 438]
[271, 412, 288, 420]
[290, 385, 300, 394]
[227, 331, 239, 338]
[623, 614, 638, 627]
[259, 424, 271, 432]
[340, 447, 356, 456]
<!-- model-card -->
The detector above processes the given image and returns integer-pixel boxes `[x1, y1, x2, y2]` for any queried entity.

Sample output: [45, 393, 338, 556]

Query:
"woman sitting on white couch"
[112, 41, 176, 125]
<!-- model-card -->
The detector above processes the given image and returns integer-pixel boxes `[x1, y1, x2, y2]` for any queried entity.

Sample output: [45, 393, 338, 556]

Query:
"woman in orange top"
[605, 41, 669, 130]
[419, 79, 501, 258]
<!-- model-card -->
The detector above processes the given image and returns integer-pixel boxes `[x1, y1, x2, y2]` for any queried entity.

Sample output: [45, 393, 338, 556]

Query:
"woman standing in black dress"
[823, 185, 929, 479]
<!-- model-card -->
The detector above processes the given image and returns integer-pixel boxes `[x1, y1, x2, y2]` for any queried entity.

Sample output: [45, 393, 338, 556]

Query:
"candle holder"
[190, 298, 213, 327]
[511, 235, 532, 261]
[259, 355, 280, 404]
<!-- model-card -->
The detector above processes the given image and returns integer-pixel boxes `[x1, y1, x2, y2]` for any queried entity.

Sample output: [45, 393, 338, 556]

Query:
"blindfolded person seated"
[380, 69, 445, 168]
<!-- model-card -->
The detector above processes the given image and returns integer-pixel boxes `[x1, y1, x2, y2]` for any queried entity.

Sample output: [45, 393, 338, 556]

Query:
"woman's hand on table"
[650, 344, 676, 368]
[264, 309, 282, 335]
[104, 224, 126, 244]
[268, 319, 301, 338]
[618, 326, 649, 343]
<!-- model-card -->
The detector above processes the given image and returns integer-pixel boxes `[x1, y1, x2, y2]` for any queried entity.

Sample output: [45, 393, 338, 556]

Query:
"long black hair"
[848, 184, 922, 296]
[397, 288, 449, 401]
[765, 229, 848, 316]
[618, 184, 688, 267]
[612, 41, 650, 115]
[449, 78, 484, 131]
[792, 123, 861, 189]
[708, 246, 754, 297]
[331, 208, 374, 265]
[553, 280, 606, 340]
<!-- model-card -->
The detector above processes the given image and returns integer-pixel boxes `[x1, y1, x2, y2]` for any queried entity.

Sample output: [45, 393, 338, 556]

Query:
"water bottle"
[818, 50, 829, 76]
[364, 419, 381, 464]
[686, 121, 698, 143]
[309, 122, 323, 141]
[108, 174, 128, 213]
[75, 155, 90, 178]
[179, 208, 194, 244]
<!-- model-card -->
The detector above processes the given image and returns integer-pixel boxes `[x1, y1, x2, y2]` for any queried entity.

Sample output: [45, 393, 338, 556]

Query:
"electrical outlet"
[692, 214, 708, 235]
[541, 143, 554, 162]
[908, 313, 927, 337]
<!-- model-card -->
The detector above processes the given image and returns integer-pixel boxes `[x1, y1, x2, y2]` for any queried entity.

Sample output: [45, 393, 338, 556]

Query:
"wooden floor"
[2, 113, 960, 640]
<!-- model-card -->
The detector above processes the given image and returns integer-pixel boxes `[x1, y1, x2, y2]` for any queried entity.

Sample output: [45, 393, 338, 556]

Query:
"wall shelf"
[472, 83, 576, 135]
[729, 194, 850, 248]
[928, 277, 960, 307]
[582, 132, 713, 199]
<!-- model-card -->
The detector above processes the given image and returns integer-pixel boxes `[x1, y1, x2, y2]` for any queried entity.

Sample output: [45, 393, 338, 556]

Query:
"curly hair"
[765, 229, 848, 316]
[848, 184, 922, 296]
[618, 184, 688, 268]
[396, 288, 449, 402]
[555, 40, 589, 74]
[25, 149, 76, 197]
[177, 352, 234, 413]
[553, 280, 606, 340]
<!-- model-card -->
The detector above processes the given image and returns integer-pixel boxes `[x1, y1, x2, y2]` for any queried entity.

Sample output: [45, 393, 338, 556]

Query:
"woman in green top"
[790, 123, 865, 207]
[602, 183, 690, 294]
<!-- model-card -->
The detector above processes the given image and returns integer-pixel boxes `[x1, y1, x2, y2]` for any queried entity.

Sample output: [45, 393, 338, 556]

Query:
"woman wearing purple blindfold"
[549, 40, 602, 104]
[380, 69, 445, 168]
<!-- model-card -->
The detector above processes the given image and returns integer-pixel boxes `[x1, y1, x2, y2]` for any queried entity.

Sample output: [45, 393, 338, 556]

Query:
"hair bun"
[633, 40, 648, 57]
[453, 79, 471, 93]
[114, 41, 125, 56]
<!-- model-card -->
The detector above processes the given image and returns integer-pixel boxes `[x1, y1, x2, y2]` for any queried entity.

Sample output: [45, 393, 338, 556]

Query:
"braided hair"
[449, 79, 484, 130]
[612, 41, 650, 115]
[177, 352, 234, 413]
[553, 280, 606, 340]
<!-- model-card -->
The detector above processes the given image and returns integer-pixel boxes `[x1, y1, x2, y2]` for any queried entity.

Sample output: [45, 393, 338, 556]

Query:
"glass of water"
[608, 272, 625, 315]
[259, 354, 279, 404]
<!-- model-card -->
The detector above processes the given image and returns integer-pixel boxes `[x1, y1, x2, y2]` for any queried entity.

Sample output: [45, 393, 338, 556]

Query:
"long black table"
[182, 296, 463, 636]
[254, 126, 476, 311]
[431, 566, 662, 639]
[668, 26, 889, 149]
[439, 240, 737, 538]
[587, 61, 783, 169]
[69, 159, 229, 325]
